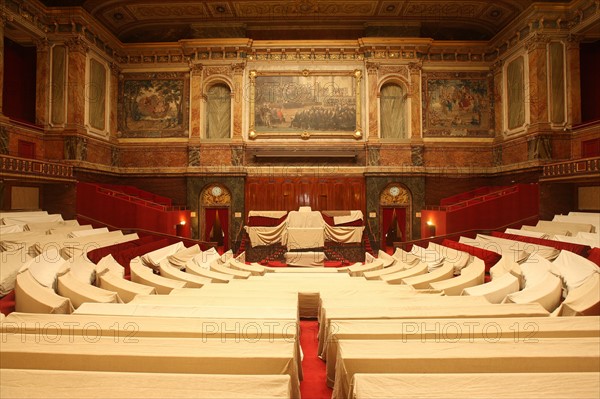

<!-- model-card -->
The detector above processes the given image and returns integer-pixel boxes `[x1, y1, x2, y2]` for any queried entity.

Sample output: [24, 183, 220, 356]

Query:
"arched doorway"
[199, 184, 231, 252]
[379, 183, 412, 253]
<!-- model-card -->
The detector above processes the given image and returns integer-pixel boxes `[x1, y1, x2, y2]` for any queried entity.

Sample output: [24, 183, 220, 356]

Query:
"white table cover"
[350, 372, 600, 399]
[0, 334, 300, 399]
[318, 302, 549, 355]
[1, 369, 292, 399]
[324, 316, 600, 385]
[333, 338, 600, 398]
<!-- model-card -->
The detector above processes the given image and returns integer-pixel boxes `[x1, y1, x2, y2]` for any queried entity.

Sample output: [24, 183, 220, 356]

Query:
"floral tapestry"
[118, 72, 189, 138]
[422, 72, 494, 137]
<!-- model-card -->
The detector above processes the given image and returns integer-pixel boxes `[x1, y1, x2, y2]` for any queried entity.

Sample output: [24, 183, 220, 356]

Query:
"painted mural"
[422, 72, 494, 137]
[250, 71, 360, 137]
[118, 72, 189, 138]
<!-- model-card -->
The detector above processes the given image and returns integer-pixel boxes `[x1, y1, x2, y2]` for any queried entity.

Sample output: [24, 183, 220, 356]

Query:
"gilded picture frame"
[248, 69, 363, 140]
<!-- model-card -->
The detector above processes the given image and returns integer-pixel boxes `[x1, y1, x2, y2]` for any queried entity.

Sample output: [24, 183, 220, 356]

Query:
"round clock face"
[211, 186, 223, 197]
[389, 186, 400, 197]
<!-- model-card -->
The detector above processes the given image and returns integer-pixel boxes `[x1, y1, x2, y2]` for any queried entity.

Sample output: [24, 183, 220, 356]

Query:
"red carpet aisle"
[300, 320, 333, 399]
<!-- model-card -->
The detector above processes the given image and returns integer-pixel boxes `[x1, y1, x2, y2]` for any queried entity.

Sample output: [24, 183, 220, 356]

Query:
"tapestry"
[422, 72, 494, 137]
[118, 72, 189, 138]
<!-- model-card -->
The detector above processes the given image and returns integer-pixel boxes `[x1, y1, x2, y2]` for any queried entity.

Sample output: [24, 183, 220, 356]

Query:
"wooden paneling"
[245, 176, 365, 214]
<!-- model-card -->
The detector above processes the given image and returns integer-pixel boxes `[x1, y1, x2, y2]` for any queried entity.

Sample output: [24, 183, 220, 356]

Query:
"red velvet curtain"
[204, 208, 217, 243]
[396, 208, 406, 242]
[204, 208, 229, 251]
[381, 207, 395, 247]
[381, 207, 408, 251]
[217, 208, 229, 251]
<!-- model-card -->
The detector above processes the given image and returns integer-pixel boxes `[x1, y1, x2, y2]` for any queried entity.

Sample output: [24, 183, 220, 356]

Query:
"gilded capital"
[408, 61, 422, 74]
[525, 33, 550, 52]
[109, 62, 121, 76]
[66, 36, 89, 54]
[566, 34, 582, 50]
[190, 63, 204, 74]
[231, 62, 246, 75]
[34, 38, 50, 52]
[366, 62, 379, 75]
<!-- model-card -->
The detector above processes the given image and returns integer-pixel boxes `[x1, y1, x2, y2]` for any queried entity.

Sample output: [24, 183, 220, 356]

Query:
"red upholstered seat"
[114, 238, 171, 275]
[491, 231, 591, 256]
[0, 290, 16, 316]
[441, 239, 502, 278]
[587, 248, 600, 267]
[324, 260, 343, 268]
[267, 261, 287, 267]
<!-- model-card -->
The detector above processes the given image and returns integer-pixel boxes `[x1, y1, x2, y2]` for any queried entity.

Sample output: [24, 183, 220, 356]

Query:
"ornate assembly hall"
[0, 1, 599, 398]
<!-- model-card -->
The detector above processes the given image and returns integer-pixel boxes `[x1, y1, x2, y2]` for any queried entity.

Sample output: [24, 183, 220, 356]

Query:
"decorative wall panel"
[118, 72, 189, 138]
[422, 72, 494, 137]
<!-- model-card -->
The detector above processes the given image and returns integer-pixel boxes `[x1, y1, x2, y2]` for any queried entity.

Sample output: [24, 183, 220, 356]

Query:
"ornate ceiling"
[40, 0, 571, 42]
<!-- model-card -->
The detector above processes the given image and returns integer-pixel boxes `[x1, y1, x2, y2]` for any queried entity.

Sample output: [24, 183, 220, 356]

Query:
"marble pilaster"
[189, 63, 203, 139]
[526, 34, 550, 128]
[0, 16, 6, 118]
[408, 62, 422, 139]
[109, 62, 119, 140]
[566, 36, 582, 126]
[366, 61, 379, 142]
[35, 39, 50, 126]
[231, 62, 245, 142]
[491, 60, 504, 139]
[66, 36, 88, 130]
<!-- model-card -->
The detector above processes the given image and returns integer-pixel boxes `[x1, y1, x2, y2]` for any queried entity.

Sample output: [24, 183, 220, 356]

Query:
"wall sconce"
[426, 220, 436, 237]
[180, 221, 186, 226]
[190, 212, 197, 218]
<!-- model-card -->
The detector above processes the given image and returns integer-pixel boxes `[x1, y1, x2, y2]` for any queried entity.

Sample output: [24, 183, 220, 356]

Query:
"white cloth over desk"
[245, 208, 364, 248]
[284, 251, 326, 267]
[248, 210, 288, 219]
[1, 334, 300, 399]
[0, 369, 293, 399]
[332, 338, 600, 399]
[74, 302, 298, 320]
[350, 373, 600, 399]
[286, 228, 324, 250]
[324, 316, 600, 386]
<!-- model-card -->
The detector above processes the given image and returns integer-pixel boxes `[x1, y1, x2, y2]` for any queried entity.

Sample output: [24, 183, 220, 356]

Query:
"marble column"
[0, 16, 6, 118]
[366, 61, 379, 142]
[491, 60, 504, 137]
[231, 62, 245, 142]
[189, 63, 203, 139]
[66, 36, 88, 131]
[526, 33, 550, 130]
[109, 62, 120, 139]
[35, 39, 50, 126]
[188, 63, 202, 167]
[566, 35, 582, 126]
[408, 62, 423, 139]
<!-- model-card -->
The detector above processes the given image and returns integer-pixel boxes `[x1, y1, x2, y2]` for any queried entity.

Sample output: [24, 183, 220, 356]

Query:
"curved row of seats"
[320, 214, 600, 398]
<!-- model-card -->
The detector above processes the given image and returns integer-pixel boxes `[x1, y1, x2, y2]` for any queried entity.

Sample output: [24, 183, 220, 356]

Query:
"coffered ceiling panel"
[39, 0, 572, 42]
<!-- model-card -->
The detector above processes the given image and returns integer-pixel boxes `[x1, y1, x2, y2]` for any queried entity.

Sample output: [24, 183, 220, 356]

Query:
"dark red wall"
[3, 38, 36, 124]
[580, 40, 600, 124]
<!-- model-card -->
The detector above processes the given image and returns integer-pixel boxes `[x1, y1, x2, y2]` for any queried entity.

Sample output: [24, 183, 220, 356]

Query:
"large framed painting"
[248, 69, 363, 140]
[422, 72, 494, 138]
[118, 72, 189, 138]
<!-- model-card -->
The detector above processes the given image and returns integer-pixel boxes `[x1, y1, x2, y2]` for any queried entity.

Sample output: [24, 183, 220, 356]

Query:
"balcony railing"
[542, 157, 600, 181]
[95, 186, 187, 212]
[0, 154, 74, 181]
[425, 185, 519, 212]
